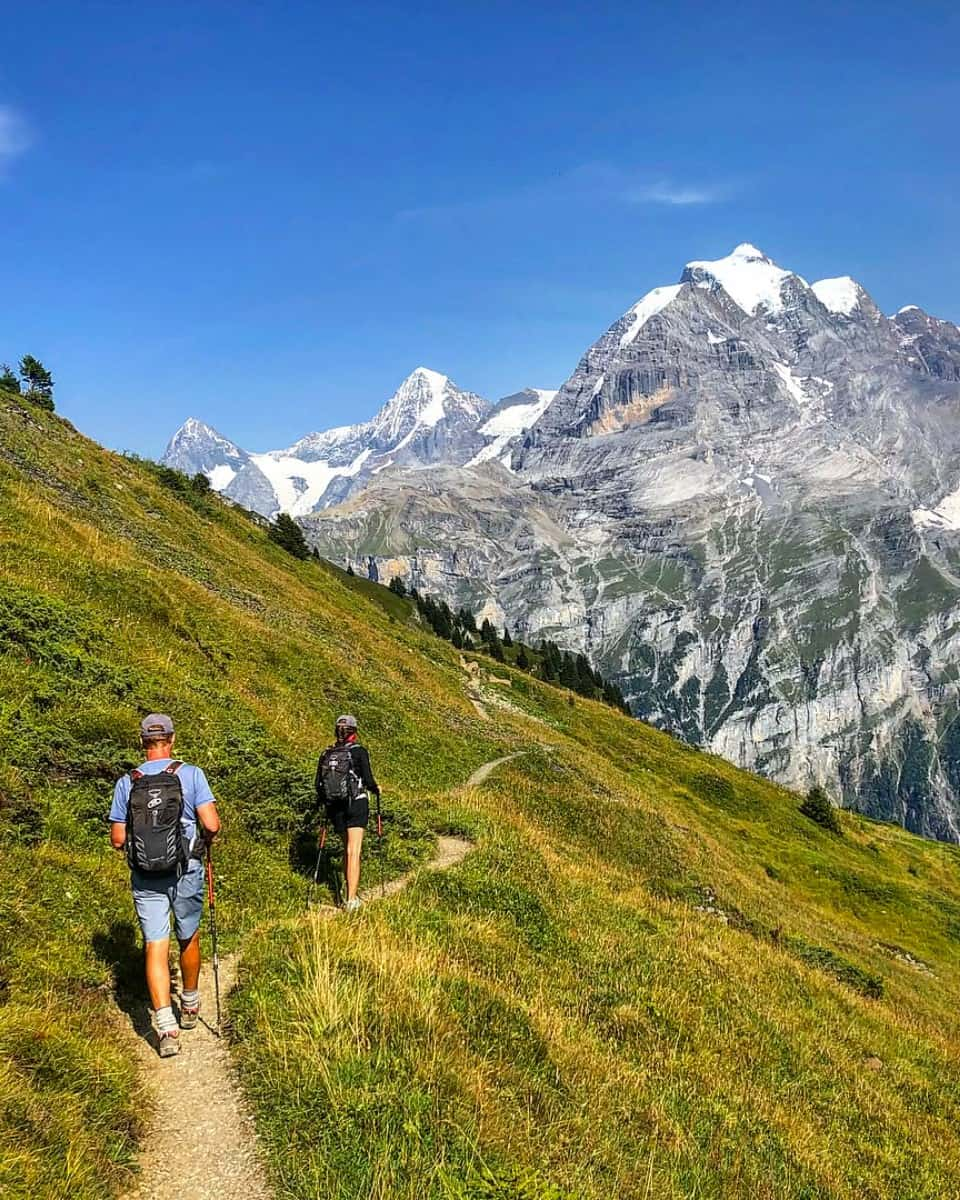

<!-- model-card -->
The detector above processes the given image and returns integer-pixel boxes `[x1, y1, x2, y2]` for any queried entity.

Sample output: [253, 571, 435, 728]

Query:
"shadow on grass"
[92, 920, 154, 1044]
[290, 828, 343, 907]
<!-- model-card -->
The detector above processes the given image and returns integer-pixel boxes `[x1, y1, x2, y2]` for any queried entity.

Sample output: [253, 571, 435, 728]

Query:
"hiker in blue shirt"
[109, 713, 220, 1057]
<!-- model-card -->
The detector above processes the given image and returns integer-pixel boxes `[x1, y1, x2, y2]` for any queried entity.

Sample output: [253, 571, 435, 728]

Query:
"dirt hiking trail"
[465, 751, 525, 788]
[116, 752, 522, 1199]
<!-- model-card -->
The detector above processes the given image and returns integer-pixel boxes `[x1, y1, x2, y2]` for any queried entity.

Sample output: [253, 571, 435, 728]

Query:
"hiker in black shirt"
[315, 714, 381, 911]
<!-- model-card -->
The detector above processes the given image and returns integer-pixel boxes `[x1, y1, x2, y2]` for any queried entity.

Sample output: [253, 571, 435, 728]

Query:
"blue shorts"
[131, 860, 205, 944]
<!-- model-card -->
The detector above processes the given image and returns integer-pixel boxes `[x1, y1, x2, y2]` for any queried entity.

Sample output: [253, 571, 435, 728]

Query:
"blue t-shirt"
[110, 758, 216, 848]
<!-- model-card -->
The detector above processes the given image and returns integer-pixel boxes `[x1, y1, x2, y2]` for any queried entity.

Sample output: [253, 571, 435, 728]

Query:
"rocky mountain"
[303, 244, 960, 841]
[162, 367, 493, 517]
[162, 417, 251, 489]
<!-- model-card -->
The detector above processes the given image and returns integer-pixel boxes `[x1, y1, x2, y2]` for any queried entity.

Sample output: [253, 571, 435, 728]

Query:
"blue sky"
[1, 0, 957, 456]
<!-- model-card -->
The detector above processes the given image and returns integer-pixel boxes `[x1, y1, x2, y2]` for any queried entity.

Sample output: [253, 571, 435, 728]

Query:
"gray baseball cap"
[140, 713, 174, 739]
[335, 714, 358, 729]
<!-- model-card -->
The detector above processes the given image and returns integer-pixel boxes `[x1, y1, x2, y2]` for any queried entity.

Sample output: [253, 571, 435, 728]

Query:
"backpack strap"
[130, 768, 144, 781]
[164, 760, 184, 775]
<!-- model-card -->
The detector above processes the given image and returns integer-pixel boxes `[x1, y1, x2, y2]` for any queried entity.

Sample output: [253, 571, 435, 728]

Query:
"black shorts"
[330, 796, 369, 835]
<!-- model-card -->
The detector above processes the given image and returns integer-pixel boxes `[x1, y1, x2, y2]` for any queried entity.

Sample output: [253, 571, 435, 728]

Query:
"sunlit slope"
[1, 395, 960, 1199]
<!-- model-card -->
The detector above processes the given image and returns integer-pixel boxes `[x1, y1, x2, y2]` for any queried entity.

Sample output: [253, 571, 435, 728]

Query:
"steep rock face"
[892, 306, 960, 381]
[306, 245, 960, 841]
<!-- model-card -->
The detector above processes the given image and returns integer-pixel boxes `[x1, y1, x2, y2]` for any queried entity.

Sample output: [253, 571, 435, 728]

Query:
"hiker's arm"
[314, 757, 325, 807]
[196, 801, 220, 841]
[193, 768, 221, 841]
[108, 778, 128, 850]
[355, 746, 381, 797]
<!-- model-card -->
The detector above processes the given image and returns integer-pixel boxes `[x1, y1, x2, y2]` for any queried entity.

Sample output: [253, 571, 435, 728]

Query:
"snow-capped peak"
[163, 417, 246, 461]
[369, 367, 487, 451]
[620, 284, 684, 346]
[372, 368, 449, 441]
[682, 243, 804, 316]
[408, 366, 450, 426]
[811, 276, 862, 316]
[730, 242, 770, 261]
[168, 416, 234, 447]
[466, 388, 557, 467]
[161, 418, 249, 490]
[179, 416, 214, 436]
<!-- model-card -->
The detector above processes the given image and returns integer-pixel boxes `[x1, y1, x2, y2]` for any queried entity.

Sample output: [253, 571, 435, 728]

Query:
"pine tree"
[346, 563, 356, 576]
[458, 607, 477, 634]
[576, 653, 597, 696]
[452, 627, 464, 650]
[489, 637, 505, 662]
[388, 576, 407, 597]
[19, 355, 54, 411]
[268, 512, 310, 560]
[799, 786, 842, 835]
[0, 365, 20, 394]
[516, 644, 530, 670]
[480, 618, 494, 644]
[462, 634, 474, 651]
[502, 627, 513, 648]
[560, 652, 579, 691]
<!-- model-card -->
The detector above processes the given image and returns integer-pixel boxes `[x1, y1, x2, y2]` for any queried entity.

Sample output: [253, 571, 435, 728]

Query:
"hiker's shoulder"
[170, 761, 215, 793]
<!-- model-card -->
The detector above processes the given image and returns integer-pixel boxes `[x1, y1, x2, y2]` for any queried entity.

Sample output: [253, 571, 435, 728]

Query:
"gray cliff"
[304, 245, 960, 840]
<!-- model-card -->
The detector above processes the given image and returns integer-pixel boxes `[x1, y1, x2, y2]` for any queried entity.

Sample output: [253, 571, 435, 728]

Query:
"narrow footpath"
[118, 751, 521, 1199]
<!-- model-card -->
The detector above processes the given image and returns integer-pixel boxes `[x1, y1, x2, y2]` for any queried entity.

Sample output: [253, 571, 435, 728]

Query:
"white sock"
[180, 989, 199, 1008]
[155, 1005, 178, 1034]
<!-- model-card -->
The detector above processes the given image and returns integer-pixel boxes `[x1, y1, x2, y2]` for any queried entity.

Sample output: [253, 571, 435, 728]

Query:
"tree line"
[0, 356, 55, 411]
[388, 576, 630, 713]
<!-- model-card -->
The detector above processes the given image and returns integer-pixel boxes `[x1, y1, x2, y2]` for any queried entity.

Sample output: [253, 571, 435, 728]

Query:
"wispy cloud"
[625, 180, 727, 206]
[396, 162, 731, 224]
[0, 106, 32, 172]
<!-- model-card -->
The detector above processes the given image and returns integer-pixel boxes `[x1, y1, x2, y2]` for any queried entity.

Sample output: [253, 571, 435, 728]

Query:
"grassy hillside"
[2, 393, 960, 1198]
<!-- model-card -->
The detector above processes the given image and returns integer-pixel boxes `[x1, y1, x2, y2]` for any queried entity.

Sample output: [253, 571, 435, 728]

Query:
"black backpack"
[319, 744, 363, 809]
[126, 761, 189, 874]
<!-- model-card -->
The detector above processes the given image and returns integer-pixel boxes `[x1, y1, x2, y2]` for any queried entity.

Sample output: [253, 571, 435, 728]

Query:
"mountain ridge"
[302, 243, 960, 841]
[162, 367, 555, 518]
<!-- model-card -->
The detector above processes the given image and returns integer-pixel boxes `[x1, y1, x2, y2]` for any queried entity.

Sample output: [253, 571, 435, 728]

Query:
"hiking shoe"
[343, 897, 362, 913]
[158, 1029, 180, 1058]
[179, 1002, 200, 1031]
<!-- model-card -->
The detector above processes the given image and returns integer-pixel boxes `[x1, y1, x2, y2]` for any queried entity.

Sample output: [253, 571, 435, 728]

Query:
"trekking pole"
[308, 822, 327, 910]
[205, 844, 222, 1038]
[377, 793, 385, 899]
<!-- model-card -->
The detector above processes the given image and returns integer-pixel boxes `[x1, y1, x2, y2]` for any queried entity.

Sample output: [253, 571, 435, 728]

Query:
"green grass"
[3, 393, 960, 1197]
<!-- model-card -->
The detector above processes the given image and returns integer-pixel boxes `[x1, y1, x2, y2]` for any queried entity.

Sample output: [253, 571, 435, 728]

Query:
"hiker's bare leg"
[145, 938, 172, 1011]
[345, 827, 364, 900]
[178, 930, 201, 992]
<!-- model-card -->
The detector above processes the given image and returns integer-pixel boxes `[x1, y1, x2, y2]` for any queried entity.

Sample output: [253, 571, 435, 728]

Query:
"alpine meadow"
[4, 381, 960, 1196]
